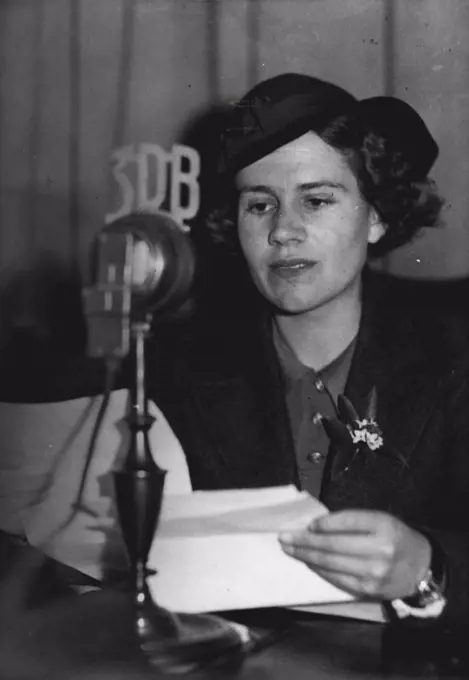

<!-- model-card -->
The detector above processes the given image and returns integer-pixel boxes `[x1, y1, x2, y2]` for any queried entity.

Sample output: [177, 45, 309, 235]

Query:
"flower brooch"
[321, 389, 407, 469]
[349, 418, 384, 451]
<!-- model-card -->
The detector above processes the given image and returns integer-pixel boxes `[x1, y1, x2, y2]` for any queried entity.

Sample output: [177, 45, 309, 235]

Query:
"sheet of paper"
[290, 602, 386, 623]
[148, 486, 354, 613]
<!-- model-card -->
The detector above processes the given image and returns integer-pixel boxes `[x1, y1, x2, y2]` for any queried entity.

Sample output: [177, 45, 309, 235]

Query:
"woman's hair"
[205, 75, 443, 259]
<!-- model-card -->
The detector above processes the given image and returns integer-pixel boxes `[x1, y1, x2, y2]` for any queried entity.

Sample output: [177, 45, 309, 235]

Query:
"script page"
[148, 486, 355, 613]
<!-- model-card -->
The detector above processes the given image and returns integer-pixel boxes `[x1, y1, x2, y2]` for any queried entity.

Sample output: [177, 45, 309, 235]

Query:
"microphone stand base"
[114, 576, 248, 674]
[136, 606, 248, 674]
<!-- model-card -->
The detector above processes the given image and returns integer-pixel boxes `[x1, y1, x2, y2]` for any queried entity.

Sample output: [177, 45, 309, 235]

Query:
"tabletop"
[0, 532, 467, 680]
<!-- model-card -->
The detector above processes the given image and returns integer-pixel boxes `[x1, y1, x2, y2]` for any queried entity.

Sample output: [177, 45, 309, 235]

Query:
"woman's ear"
[367, 208, 386, 245]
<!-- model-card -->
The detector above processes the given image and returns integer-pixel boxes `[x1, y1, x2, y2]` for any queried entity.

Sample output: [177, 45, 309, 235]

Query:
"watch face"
[418, 578, 444, 606]
[402, 570, 444, 609]
[392, 544, 448, 618]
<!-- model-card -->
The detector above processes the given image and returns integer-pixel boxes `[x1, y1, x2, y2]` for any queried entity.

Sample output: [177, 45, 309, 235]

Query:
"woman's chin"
[271, 295, 321, 316]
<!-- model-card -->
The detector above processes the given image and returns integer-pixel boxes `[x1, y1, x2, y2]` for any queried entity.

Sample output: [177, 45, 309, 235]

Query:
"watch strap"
[402, 534, 446, 608]
[389, 534, 447, 620]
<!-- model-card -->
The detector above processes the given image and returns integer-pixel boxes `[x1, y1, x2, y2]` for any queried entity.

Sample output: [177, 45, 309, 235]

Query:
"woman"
[151, 73, 469, 626]
[0, 73, 467, 630]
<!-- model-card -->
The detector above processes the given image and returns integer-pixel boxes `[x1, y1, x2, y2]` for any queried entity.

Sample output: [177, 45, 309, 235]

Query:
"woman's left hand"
[279, 509, 431, 601]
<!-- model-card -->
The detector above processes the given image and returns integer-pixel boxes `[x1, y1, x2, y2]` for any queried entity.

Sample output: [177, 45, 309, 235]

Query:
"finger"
[280, 543, 370, 577]
[313, 568, 367, 598]
[311, 510, 388, 534]
[279, 530, 381, 557]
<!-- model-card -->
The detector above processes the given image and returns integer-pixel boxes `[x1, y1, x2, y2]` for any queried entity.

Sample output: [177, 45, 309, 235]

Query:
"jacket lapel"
[322, 289, 443, 511]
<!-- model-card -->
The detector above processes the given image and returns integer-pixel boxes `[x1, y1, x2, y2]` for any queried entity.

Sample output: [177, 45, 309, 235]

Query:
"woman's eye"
[304, 196, 334, 210]
[246, 200, 275, 215]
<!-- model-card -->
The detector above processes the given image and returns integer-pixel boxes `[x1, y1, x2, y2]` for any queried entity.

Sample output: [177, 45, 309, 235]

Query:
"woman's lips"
[269, 258, 318, 280]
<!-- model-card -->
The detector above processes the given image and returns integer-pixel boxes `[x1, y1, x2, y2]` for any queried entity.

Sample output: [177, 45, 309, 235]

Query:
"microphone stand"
[82, 212, 249, 672]
[113, 317, 170, 633]
[112, 314, 246, 673]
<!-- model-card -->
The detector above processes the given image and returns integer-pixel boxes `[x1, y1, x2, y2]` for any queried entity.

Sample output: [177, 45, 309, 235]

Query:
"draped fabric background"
[1, 0, 469, 346]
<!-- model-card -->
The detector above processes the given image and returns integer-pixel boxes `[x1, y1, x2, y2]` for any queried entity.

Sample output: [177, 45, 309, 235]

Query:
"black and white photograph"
[0, 1, 468, 678]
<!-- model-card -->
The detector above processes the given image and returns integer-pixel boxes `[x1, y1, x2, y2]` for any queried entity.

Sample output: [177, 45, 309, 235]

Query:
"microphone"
[82, 211, 196, 358]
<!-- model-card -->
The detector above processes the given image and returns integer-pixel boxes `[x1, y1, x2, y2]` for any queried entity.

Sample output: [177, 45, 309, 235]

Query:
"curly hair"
[205, 110, 444, 259]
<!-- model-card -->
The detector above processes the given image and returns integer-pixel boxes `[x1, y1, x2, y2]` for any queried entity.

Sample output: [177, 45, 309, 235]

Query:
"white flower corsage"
[321, 389, 408, 471]
[348, 418, 384, 452]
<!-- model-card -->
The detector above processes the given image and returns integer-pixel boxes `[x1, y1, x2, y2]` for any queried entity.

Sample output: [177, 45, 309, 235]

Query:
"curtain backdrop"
[1, 0, 468, 320]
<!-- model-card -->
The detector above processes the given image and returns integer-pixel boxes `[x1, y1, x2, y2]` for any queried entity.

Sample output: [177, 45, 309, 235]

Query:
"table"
[0, 533, 467, 679]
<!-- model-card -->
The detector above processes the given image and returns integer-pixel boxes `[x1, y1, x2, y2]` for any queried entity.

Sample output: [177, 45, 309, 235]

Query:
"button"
[307, 451, 323, 464]
[314, 378, 325, 392]
[312, 412, 323, 426]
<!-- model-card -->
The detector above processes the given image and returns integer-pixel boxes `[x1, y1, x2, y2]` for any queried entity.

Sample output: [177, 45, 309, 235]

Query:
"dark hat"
[220, 73, 356, 174]
[220, 73, 438, 179]
[358, 96, 438, 180]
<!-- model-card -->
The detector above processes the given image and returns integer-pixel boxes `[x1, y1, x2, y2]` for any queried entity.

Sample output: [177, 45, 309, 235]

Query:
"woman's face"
[235, 131, 385, 316]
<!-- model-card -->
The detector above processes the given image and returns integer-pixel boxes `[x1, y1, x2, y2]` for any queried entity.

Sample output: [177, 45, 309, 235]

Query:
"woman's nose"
[268, 207, 306, 246]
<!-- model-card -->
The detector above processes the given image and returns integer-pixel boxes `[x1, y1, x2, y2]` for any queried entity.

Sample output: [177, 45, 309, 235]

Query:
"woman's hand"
[279, 509, 431, 601]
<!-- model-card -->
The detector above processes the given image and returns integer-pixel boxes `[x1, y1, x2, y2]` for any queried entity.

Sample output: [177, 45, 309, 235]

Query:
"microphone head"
[99, 211, 196, 319]
[83, 211, 196, 358]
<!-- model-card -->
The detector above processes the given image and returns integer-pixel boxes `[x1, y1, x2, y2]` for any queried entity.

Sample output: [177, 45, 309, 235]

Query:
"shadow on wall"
[0, 251, 87, 359]
[0, 185, 96, 361]
[178, 103, 262, 320]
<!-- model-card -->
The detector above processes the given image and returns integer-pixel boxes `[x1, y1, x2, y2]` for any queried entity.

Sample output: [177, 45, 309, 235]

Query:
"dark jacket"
[149, 277, 469, 628]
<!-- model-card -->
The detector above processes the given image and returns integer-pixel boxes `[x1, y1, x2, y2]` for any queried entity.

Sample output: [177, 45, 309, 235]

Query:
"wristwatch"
[390, 538, 447, 619]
